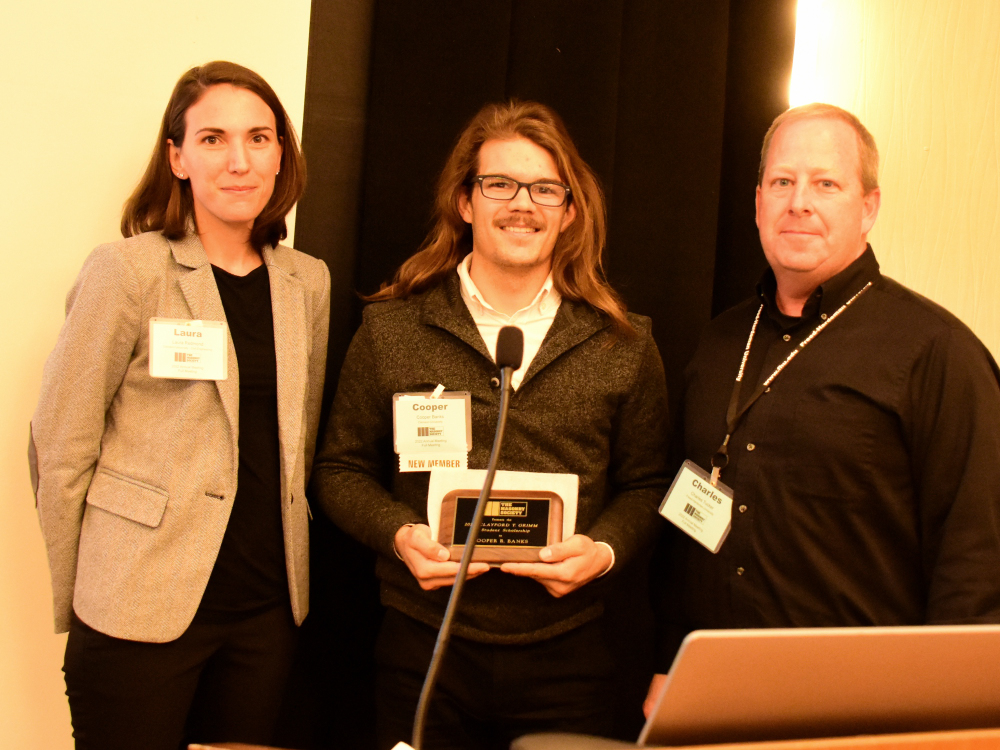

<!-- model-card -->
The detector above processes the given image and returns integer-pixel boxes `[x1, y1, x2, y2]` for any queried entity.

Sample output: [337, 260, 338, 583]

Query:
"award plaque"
[437, 488, 564, 563]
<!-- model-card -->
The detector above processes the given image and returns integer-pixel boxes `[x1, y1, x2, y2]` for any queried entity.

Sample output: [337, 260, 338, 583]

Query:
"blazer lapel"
[518, 299, 608, 389]
[266, 247, 308, 488]
[420, 272, 493, 362]
[172, 235, 240, 446]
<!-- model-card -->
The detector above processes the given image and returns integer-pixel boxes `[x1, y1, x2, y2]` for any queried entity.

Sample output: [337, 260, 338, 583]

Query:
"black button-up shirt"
[657, 247, 1000, 667]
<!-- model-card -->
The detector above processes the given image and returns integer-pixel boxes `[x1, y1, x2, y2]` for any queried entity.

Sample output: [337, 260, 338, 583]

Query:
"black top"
[200, 263, 287, 616]
[656, 247, 1000, 668]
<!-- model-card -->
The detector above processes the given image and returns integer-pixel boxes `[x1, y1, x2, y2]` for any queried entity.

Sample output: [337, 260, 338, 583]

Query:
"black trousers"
[375, 608, 616, 750]
[63, 604, 297, 750]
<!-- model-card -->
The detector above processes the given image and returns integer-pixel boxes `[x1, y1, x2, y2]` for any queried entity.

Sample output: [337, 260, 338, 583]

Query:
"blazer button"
[490, 377, 500, 388]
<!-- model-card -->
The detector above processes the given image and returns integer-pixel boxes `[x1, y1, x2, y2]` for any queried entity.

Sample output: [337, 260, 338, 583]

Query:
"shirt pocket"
[85, 467, 168, 528]
[783, 385, 884, 502]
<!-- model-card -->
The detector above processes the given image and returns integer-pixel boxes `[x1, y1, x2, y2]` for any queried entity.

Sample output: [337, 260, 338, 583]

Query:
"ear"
[861, 187, 881, 236]
[754, 185, 762, 228]
[167, 139, 182, 175]
[458, 189, 473, 224]
[559, 200, 577, 232]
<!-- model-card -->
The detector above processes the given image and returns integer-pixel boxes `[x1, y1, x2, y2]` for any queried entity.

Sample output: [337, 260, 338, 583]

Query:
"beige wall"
[790, 0, 1000, 358]
[0, 2, 312, 745]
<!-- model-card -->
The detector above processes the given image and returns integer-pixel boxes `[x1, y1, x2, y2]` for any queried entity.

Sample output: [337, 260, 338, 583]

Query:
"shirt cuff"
[595, 541, 615, 576]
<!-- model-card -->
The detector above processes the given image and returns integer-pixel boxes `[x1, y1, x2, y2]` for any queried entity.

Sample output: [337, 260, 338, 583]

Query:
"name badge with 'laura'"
[393, 390, 472, 472]
[659, 460, 733, 553]
[149, 318, 228, 380]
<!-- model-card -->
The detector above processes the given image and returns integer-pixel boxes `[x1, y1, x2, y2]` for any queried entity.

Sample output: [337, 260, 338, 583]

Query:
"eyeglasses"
[471, 175, 572, 207]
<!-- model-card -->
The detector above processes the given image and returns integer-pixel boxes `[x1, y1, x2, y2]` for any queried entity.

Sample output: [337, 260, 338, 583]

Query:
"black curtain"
[282, 1, 795, 747]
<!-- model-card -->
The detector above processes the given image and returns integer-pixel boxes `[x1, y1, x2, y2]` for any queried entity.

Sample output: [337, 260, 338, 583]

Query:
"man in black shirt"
[649, 103, 1000, 711]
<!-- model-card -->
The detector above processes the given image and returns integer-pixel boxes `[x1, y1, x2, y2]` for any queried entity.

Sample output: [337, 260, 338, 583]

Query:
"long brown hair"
[121, 61, 306, 253]
[368, 100, 633, 338]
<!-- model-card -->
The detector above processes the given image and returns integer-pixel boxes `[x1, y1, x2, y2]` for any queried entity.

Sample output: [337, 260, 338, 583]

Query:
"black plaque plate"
[438, 489, 564, 562]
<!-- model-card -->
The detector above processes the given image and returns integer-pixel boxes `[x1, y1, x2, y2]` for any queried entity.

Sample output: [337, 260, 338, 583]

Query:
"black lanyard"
[709, 282, 872, 486]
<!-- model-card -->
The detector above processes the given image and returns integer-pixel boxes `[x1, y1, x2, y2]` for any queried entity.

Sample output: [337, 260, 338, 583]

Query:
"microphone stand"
[411, 340, 520, 750]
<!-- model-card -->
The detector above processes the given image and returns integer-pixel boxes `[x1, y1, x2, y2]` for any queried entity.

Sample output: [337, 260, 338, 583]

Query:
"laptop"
[638, 625, 1000, 746]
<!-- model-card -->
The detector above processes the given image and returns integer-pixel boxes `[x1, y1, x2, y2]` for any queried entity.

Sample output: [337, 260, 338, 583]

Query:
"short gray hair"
[758, 103, 879, 194]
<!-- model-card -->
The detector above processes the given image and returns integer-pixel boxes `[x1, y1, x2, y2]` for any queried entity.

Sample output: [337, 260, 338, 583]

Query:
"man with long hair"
[312, 100, 669, 748]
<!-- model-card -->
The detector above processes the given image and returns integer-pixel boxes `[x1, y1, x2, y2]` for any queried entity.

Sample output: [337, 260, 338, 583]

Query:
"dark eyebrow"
[193, 126, 276, 136]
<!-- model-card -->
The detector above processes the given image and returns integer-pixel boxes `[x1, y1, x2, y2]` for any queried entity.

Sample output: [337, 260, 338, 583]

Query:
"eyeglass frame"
[469, 174, 573, 207]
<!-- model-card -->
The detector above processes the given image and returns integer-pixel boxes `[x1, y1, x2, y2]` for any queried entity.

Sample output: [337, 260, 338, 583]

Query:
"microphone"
[411, 326, 524, 750]
[495, 325, 524, 372]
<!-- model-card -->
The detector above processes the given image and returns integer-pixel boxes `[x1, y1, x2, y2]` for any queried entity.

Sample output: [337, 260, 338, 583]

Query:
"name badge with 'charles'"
[659, 460, 733, 553]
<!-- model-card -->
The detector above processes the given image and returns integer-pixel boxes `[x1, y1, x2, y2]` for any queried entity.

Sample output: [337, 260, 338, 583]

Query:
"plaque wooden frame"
[438, 488, 564, 563]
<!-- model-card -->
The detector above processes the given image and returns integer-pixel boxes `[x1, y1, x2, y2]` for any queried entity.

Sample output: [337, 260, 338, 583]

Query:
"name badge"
[393, 388, 472, 472]
[149, 318, 228, 380]
[659, 460, 733, 554]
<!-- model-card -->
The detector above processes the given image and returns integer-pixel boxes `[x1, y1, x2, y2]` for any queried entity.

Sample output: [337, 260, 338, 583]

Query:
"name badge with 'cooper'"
[149, 318, 228, 380]
[659, 460, 733, 553]
[393, 390, 472, 471]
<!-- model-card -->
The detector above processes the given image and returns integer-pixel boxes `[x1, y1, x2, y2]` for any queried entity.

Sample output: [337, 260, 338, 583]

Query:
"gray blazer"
[30, 231, 330, 642]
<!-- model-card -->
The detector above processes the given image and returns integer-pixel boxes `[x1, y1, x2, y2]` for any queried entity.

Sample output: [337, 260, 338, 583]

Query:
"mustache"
[494, 217, 543, 230]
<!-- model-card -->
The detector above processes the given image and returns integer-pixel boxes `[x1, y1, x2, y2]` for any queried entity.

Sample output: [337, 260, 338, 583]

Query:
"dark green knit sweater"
[312, 272, 670, 644]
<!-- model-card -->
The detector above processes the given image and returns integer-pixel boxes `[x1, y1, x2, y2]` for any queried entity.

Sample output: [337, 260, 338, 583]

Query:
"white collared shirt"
[457, 253, 561, 390]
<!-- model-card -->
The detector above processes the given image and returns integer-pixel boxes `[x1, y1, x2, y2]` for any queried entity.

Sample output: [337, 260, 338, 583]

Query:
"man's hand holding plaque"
[398, 521, 610, 597]
[501, 534, 613, 597]
[394, 523, 490, 591]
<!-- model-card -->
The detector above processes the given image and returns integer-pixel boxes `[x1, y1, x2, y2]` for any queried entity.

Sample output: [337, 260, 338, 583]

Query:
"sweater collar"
[419, 270, 610, 385]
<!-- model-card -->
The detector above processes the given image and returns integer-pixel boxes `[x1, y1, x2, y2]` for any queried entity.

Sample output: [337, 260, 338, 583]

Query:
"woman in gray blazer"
[30, 61, 330, 750]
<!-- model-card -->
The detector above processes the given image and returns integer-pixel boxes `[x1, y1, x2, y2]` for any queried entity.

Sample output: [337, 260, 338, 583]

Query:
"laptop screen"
[639, 625, 1000, 746]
